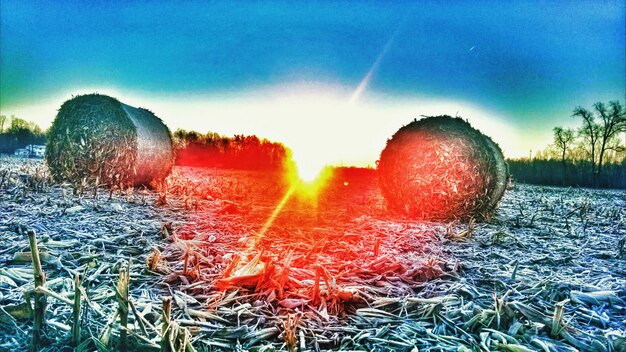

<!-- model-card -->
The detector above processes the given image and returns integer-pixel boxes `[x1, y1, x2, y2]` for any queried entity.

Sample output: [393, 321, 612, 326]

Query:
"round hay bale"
[46, 94, 174, 187]
[482, 135, 509, 211]
[378, 115, 508, 220]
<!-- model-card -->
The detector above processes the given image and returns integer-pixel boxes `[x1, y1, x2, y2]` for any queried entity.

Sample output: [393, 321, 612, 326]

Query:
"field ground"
[1, 156, 625, 351]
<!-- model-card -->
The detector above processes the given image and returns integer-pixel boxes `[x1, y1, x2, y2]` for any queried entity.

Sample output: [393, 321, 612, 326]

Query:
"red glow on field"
[217, 166, 335, 288]
[171, 166, 444, 311]
[256, 183, 297, 242]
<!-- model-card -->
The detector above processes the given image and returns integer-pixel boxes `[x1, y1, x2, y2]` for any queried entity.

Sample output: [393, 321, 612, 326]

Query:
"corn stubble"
[0, 157, 624, 351]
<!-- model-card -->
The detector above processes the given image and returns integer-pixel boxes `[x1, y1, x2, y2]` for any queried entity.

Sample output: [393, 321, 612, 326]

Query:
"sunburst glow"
[292, 151, 326, 182]
[5, 86, 523, 169]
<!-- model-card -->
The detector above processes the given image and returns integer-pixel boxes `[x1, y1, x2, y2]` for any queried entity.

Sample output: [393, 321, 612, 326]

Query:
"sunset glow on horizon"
[0, 84, 526, 174]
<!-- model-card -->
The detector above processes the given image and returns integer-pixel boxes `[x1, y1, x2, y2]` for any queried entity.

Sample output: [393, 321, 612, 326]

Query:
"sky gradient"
[1, 1, 624, 169]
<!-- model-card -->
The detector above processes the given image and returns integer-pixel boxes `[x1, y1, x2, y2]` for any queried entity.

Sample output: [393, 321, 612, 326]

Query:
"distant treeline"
[508, 100, 625, 189]
[508, 159, 626, 189]
[0, 115, 46, 154]
[172, 129, 293, 170]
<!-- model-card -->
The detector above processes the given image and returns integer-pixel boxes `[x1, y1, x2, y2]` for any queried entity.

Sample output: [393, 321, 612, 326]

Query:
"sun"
[296, 161, 324, 182]
[289, 149, 328, 183]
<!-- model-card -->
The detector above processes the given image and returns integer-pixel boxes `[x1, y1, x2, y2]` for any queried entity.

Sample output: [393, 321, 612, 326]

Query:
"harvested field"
[1, 156, 625, 351]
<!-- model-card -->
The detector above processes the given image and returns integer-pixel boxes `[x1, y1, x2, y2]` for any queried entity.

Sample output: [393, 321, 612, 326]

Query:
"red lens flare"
[169, 165, 447, 316]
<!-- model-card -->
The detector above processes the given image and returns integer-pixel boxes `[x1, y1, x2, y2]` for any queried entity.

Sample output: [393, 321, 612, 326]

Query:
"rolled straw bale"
[378, 115, 508, 220]
[482, 135, 508, 211]
[46, 94, 173, 187]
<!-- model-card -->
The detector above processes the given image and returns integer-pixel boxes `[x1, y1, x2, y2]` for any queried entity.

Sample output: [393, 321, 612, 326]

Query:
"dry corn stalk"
[161, 296, 172, 352]
[71, 273, 82, 347]
[282, 313, 300, 352]
[115, 262, 130, 352]
[25, 227, 47, 351]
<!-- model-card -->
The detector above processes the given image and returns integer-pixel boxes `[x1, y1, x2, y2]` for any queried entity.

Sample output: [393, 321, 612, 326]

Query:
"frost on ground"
[0, 156, 625, 351]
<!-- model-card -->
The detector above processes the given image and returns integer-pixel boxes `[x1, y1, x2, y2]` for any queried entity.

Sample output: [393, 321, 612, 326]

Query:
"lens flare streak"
[253, 183, 297, 246]
[348, 19, 405, 105]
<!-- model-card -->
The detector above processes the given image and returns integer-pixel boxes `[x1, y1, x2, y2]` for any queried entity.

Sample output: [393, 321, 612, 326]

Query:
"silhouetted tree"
[553, 126, 574, 186]
[0, 116, 46, 154]
[594, 101, 626, 184]
[510, 100, 625, 189]
[572, 105, 600, 184]
[171, 129, 294, 171]
[573, 101, 626, 187]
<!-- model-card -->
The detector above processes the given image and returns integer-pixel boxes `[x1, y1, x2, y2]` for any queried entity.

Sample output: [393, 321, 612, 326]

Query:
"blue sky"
[1, 1, 624, 166]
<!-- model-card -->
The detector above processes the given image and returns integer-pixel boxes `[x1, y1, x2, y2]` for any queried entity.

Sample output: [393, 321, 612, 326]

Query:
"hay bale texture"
[46, 94, 174, 187]
[482, 135, 508, 211]
[378, 115, 508, 220]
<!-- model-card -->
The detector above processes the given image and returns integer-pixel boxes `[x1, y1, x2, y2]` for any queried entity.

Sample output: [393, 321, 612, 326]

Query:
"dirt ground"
[1, 156, 625, 351]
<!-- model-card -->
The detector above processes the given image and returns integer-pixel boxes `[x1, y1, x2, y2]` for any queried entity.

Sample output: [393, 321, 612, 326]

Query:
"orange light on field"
[284, 147, 332, 188]
[293, 166, 332, 200]
[248, 161, 333, 250]
[285, 151, 333, 201]
[218, 162, 333, 289]
[255, 183, 297, 243]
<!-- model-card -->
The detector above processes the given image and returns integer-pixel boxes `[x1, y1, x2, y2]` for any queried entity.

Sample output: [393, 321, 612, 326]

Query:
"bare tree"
[553, 126, 574, 185]
[573, 101, 626, 187]
[572, 106, 600, 184]
[594, 101, 626, 183]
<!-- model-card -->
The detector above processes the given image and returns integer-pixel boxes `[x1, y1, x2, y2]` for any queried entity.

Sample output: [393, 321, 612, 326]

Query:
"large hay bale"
[46, 94, 174, 187]
[482, 135, 508, 211]
[378, 115, 508, 220]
